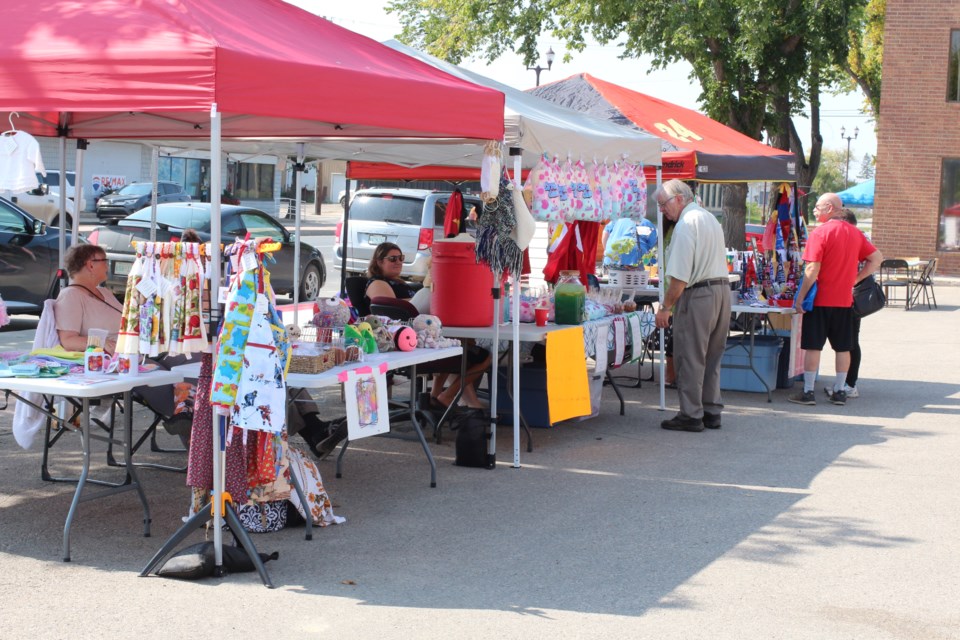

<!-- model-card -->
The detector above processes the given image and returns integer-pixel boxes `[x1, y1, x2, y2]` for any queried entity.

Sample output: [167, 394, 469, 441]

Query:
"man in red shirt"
[789, 193, 883, 406]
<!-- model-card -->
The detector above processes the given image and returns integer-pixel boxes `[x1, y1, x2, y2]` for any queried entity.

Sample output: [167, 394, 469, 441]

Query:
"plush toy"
[363, 314, 418, 352]
[389, 325, 417, 351]
[410, 314, 460, 349]
[344, 322, 378, 354]
[312, 296, 352, 329]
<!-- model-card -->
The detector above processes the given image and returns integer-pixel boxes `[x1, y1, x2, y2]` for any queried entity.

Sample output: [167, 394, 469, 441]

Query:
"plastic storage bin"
[761, 328, 797, 389]
[720, 334, 783, 393]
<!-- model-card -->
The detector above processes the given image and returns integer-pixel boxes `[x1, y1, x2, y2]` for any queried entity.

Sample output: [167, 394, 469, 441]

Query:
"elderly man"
[654, 180, 731, 432]
[789, 193, 882, 406]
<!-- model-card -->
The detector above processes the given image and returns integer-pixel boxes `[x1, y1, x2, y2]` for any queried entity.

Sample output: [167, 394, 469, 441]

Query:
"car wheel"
[50, 214, 73, 229]
[339, 196, 347, 208]
[299, 263, 323, 301]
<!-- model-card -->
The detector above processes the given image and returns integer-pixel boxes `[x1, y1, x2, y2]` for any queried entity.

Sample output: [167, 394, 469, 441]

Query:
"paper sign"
[218, 286, 229, 304]
[545, 327, 590, 424]
[241, 251, 258, 272]
[343, 368, 390, 440]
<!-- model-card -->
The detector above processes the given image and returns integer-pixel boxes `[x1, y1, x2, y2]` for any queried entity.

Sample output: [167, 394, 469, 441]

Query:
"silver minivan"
[334, 188, 482, 281]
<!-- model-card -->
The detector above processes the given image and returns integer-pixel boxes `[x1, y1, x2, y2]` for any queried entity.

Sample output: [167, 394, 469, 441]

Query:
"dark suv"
[96, 181, 191, 220]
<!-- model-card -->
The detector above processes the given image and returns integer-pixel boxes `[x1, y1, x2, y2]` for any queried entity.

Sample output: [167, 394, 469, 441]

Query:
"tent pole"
[511, 151, 522, 468]
[57, 135, 66, 271]
[292, 143, 304, 325]
[73, 140, 86, 247]
[338, 164, 351, 296]
[208, 104, 224, 570]
[149, 148, 159, 243]
[656, 167, 665, 411]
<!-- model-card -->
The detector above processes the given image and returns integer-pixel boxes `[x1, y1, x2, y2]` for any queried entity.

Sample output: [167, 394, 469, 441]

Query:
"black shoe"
[313, 419, 348, 460]
[788, 390, 816, 405]
[661, 414, 704, 432]
[297, 412, 330, 451]
[826, 389, 847, 406]
[703, 414, 721, 429]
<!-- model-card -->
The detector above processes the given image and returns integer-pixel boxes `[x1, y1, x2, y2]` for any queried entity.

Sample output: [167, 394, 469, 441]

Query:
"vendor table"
[0, 370, 184, 561]
[728, 304, 798, 402]
[173, 346, 462, 488]
[444, 312, 651, 468]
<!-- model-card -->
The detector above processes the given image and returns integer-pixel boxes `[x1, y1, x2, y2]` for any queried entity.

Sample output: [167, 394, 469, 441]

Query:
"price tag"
[255, 294, 268, 314]
[136, 276, 158, 299]
[241, 251, 258, 272]
[218, 286, 229, 304]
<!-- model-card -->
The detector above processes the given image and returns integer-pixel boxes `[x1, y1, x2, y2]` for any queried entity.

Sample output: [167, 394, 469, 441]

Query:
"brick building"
[874, 0, 960, 274]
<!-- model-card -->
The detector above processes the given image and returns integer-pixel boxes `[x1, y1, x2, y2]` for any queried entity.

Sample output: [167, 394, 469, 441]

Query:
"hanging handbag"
[852, 274, 885, 317]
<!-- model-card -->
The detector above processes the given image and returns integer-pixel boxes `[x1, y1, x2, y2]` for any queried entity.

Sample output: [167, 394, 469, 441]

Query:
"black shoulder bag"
[852, 275, 885, 317]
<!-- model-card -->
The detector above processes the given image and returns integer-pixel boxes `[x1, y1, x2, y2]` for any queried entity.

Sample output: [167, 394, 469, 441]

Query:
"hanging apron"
[230, 289, 286, 435]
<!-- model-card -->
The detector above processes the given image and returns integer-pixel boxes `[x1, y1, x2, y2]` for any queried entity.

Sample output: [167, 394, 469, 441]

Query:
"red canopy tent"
[0, 0, 503, 141]
[529, 74, 797, 183]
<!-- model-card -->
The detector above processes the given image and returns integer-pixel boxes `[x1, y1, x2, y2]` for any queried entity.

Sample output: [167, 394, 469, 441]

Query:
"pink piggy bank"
[390, 325, 418, 351]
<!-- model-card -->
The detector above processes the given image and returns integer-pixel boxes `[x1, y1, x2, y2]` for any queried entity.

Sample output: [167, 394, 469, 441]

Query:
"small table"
[728, 304, 797, 402]
[174, 346, 463, 488]
[0, 370, 184, 561]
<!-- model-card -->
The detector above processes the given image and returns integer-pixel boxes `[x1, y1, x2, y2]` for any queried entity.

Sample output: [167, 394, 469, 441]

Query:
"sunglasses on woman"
[383, 254, 404, 263]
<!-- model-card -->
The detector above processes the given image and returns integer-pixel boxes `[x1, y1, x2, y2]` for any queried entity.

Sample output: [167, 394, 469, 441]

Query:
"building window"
[939, 159, 960, 251]
[231, 163, 275, 201]
[950, 30, 960, 102]
[158, 157, 210, 200]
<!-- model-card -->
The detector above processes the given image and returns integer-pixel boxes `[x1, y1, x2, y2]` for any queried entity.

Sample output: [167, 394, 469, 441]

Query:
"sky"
[289, 0, 877, 179]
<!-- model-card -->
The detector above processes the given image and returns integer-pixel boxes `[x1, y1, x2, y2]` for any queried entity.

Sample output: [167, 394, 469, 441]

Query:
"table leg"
[62, 398, 91, 562]
[406, 364, 437, 488]
[122, 391, 151, 537]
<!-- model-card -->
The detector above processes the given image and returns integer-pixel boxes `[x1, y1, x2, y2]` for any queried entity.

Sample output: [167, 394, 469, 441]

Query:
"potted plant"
[604, 237, 648, 287]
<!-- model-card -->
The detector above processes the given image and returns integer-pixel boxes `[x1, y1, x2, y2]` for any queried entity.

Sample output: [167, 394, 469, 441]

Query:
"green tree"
[388, 0, 868, 248]
[812, 149, 847, 195]
[857, 153, 875, 181]
[839, 0, 884, 119]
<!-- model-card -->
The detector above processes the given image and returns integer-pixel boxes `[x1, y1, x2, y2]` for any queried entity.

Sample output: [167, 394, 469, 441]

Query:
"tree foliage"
[811, 148, 848, 195]
[839, 0, 884, 119]
[387, 0, 869, 246]
[857, 153, 875, 180]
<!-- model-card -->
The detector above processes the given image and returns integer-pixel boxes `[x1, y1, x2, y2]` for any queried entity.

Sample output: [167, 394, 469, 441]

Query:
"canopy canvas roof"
[346, 41, 661, 180]
[836, 178, 875, 207]
[529, 74, 797, 183]
[0, 0, 504, 143]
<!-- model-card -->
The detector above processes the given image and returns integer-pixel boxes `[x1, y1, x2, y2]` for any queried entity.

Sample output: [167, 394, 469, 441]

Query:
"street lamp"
[526, 46, 555, 87]
[841, 125, 859, 189]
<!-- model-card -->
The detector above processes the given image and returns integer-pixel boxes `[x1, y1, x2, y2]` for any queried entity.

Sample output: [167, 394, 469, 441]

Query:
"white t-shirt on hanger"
[0, 130, 45, 193]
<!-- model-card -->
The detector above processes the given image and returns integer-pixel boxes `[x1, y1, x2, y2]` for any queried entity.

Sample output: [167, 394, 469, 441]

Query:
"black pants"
[846, 313, 861, 388]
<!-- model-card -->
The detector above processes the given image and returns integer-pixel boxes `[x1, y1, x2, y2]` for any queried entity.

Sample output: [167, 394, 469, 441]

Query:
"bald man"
[789, 193, 882, 407]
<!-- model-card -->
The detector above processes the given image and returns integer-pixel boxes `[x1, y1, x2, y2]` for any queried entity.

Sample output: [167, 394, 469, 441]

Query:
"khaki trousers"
[673, 283, 731, 419]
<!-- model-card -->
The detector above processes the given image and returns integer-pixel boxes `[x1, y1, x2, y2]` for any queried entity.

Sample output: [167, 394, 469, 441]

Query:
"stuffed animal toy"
[410, 314, 460, 349]
[344, 322, 378, 354]
[312, 296, 352, 329]
[389, 325, 417, 351]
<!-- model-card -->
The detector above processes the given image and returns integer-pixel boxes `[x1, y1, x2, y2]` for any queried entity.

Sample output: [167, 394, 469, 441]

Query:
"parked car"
[0, 197, 74, 315]
[96, 181, 190, 220]
[87, 202, 326, 300]
[37, 170, 88, 212]
[5, 182, 76, 228]
[333, 188, 482, 281]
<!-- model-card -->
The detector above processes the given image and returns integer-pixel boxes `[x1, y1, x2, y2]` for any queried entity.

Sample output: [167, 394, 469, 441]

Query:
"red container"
[432, 241, 496, 327]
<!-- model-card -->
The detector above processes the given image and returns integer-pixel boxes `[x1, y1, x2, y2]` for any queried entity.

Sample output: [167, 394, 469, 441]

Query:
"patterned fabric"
[523, 155, 565, 223]
[211, 269, 257, 408]
[581, 310, 655, 359]
[230, 296, 286, 434]
[287, 446, 345, 526]
[236, 500, 288, 533]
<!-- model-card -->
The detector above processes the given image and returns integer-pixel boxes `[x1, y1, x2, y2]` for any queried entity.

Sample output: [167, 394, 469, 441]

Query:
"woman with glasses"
[364, 242, 417, 304]
[55, 244, 123, 354]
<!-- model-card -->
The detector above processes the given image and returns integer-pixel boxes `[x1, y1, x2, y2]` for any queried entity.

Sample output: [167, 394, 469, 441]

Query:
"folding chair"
[878, 259, 911, 309]
[909, 258, 938, 310]
[344, 275, 371, 316]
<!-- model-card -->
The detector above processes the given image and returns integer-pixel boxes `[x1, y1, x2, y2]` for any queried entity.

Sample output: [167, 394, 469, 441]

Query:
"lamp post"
[526, 47, 555, 87]
[841, 125, 859, 189]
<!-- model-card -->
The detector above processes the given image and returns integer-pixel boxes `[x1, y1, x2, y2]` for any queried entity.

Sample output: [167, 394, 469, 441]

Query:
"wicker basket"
[608, 268, 649, 288]
[289, 350, 337, 374]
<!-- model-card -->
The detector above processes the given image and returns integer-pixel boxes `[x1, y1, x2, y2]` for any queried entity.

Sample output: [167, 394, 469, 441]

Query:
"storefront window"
[950, 30, 960, 102]
[233, 163, 275, 201]
[939, 158, 960, 252]
[158, 157, 209, 200]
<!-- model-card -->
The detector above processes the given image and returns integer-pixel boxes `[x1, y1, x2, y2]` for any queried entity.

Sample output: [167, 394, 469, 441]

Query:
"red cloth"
[443, 189, 464, 238]
[802, 219, 878, 307]
[542, 221, 600, 284]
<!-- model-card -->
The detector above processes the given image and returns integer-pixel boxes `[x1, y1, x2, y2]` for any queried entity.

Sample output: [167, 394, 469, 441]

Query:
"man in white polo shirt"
[654, 180, 731, 432]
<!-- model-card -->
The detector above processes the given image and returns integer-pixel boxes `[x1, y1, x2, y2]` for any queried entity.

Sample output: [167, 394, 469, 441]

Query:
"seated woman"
[365, 242, 490, 410]
[54, 244, 184, 427]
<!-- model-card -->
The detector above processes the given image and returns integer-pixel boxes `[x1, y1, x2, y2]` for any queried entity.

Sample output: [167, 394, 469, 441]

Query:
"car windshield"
[349, 194, 423, 225]
[118, 184, 153, 196]
[128, 207, 203, 229]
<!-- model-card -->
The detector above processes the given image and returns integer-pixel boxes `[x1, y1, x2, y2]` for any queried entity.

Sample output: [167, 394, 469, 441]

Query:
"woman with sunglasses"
[363, 242, 490, 410]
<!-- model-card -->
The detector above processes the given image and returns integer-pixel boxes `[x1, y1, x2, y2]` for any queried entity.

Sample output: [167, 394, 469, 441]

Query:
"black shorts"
[800, 306, 854, 352]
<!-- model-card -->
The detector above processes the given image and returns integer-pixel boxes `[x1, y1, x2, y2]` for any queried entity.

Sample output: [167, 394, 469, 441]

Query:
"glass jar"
[554, 270, 585, 325]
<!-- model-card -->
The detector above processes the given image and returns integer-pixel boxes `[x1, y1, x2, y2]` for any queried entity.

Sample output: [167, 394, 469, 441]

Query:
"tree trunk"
[721, 183, 748, 250]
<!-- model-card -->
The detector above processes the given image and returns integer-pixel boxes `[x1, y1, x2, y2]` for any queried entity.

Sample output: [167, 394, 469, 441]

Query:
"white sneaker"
[824, 385, 859, 399]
